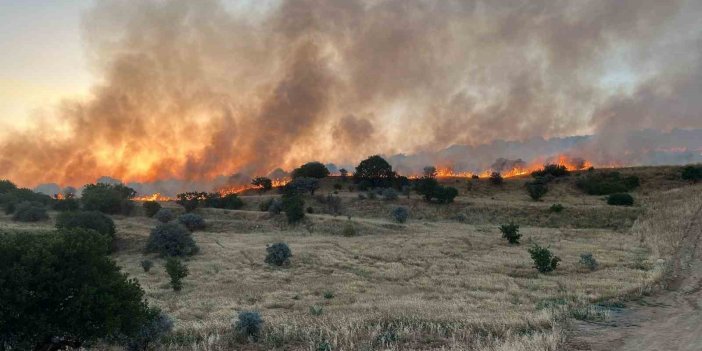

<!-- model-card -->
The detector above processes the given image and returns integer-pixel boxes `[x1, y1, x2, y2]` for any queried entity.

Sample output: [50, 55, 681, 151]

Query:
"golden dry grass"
[1, 165, 698, 350]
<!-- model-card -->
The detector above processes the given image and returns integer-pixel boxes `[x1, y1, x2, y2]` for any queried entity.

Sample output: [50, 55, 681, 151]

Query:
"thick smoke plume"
[1, 0, 701, 193]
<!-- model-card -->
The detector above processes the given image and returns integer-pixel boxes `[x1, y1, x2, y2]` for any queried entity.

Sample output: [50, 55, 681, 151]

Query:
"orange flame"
[217, 178, 290, 196]
[134, 193, 173, 202]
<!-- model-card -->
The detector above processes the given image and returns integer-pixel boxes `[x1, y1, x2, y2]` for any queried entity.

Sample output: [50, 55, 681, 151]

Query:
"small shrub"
[143, 201, 162, 218]
[268, 198, 283, 215]
[259, 198, 273, 212]
[56, 211, 116, 239]
[12, 201, 48, 222]
[175, 192, 203, 212]
[549, 203, 564, 213]
[531, 164, 569, 178]
[526, 181, 548, 201]
[391, 206, 409, 223]
[282, 191, 305, 223]
[607, 193, 634, 206]
[489, 172, 503, 185]
[681, 165, 702, 183]
[141, 259, 154, 272]
[366, 191, 377, 200]
[154, 208, 175, 223]
[471, 174, 480, 180]
[265, 242, 292, 266]
[178, 213, 206, 231]
[126, 308, 174, 351]
[382, 188, 398, 200]
[325, 194, 342, 215]
[209, 193, 244, 210]
[306, 206, 315, 214]
[342, 221, 356, 237]
[146, 222, 199, 257]
[357, 193, 367, 200]
[323, 291, 334, 299]
[333, 183, 343, 190]
[575, 172, 639, 195]
[309, 305, 323, 316]
[434, 186, 458, 203]
[234, 311, 263, 341]
[579, 253, 599, 271]
[53, 198, 80, 212]
[499, 223, 521, 244]
[528, 244, 561, 273]
[165, 257, 188, 291]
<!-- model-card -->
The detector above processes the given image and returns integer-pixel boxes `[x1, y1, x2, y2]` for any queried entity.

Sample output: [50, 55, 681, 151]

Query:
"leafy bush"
[434, 186, 458, 203]
[333, 183, 343, 190]
[12, 201, 49, 222]
[526, 180, 548, 201]
[56, 211, 116, 239]
[53, 198, 80, 212]
[175, 192, 205, 212]
[146, 222, 199, 257]
[306, 206, 315, 214]
[324, 194, 342, 215]
[0, 179, 17, 194]
[251, 177, 273, 191]
[531, 164, 569, 178]
[141, 259, 154, 272]
[607, 193, 634, 206]
[178, 213, 206, 231]
[549, 203, 564, 213]
[143, 201, 162, 218]
[342, 221, 356, 237]
[282, 191, 305, 223]
[579, 253, 599, 271]
[207, 193, 244, 209]
[265, 242, 292, 266]
[575, 172, 640, 195]
[489, 172, 504, 185]
[234, 311, 263, 341]
[528, 244, 561, 273]
[291, 161, 330, 179]
[392, 206, 409, 223]
[382, 188, 398, 200]
[259, 198, 274, 212]
[268, 198, 284, 214]
[154, 208, 175, 223]
[288, 177, 320, 195]
[681, 165, 702, 183]
[165, 257, 188, 291]
[125, 308, 173, 351]
[414, 178, 458, 203]
[82, 183, 136, 214]
[323, 291, 334, 299]
[499, 223, 521, 244]
[0, 229, 151, 350]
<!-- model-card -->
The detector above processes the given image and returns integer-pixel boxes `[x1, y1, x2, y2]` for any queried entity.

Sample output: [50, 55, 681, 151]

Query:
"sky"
[0, 1, 93, 131]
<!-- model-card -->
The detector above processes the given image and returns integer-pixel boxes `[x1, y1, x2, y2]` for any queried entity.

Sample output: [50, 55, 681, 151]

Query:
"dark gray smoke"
[3, 0, 702, 192]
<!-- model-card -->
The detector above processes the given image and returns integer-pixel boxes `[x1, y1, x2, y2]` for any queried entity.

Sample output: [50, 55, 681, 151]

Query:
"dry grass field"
[2, 166, 700, 350]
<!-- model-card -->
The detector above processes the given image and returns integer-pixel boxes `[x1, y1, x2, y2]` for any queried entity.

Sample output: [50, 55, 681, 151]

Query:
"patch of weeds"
[571, 304, 610, 322]
[535, 297, 569, 310]
[323, 291, 335, 299]
[309, 305, 323, 316]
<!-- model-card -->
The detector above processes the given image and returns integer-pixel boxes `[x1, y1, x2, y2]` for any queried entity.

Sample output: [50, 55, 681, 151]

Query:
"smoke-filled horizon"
[1, 0, 701, 191]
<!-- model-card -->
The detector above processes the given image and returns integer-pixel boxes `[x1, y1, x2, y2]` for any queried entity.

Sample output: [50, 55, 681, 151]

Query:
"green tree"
[82, 183, 136, 214]
[0, 229, 151, 350]
[353, 155, 396, 187]
[682, 165, 702, 183]
[291, 162, 330, 179]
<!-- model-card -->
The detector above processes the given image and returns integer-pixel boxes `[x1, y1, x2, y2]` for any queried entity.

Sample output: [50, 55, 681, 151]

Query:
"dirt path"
[567, 204, 702, 351]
